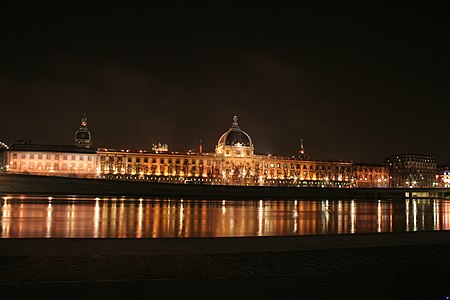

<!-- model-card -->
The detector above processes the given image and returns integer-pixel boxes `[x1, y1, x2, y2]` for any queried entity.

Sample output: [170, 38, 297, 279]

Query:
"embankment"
[0, 173, 449, 199]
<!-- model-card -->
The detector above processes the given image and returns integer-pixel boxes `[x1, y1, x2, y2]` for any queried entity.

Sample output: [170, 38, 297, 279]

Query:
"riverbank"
[1, 173, 449, 200]
[1, 232, 450, 299]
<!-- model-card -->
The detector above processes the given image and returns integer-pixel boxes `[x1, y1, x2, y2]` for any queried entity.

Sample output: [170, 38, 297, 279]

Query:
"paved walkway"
[1, 232, 450, 299]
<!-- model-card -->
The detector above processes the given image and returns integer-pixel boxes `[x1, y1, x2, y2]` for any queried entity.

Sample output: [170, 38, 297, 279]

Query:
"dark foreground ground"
[1, 232, 450, 299]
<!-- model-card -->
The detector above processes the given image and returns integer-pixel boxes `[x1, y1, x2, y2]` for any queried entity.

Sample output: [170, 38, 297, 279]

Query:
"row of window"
[11, 153, 94, 161]
[10, 162, 93, 172]
[102, 156, 213, 166]
[100, 156, 363, 172]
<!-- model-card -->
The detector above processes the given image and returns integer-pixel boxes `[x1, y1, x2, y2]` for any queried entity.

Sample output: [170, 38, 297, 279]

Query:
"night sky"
[1, 5, 449, 163]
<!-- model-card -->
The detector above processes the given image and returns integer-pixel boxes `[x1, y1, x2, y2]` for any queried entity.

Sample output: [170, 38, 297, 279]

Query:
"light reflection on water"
[1, 195, 450, 238]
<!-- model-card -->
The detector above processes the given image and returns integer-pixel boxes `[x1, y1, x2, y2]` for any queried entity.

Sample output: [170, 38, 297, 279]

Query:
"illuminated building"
[437, 164, 450, 188]
[385, 154, 437, 188]
[96, 116, 388, 187]
[2, 142, 97, 177]
[0, 115, 97, 177]
[1, 115, 389, 187]
[152, 143, 169, 153]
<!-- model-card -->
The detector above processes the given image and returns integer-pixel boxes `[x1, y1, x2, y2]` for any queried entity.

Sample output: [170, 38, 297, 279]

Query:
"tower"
[75, 114, 92, 148]
[299, 139, 305, 155]
[298, 139, 310, 160]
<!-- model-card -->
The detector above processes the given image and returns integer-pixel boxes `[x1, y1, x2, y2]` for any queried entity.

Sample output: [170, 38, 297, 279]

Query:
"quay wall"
[0, 174, 449, 200]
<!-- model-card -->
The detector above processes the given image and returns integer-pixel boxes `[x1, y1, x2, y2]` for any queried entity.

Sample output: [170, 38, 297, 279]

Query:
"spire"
[199, 139, 203, 153]
[231, 115, 239, 129]
[298, 139, 310, 160]
[80, 113, 88, 130]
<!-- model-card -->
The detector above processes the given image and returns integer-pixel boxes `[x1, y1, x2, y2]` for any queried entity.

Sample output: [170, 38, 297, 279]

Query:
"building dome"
[217, 116, 253, 147]
[216, 116, 254, 157]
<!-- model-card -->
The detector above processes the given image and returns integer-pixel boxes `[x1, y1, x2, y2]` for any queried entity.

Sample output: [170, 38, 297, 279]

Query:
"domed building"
[215, 116, 254, 158]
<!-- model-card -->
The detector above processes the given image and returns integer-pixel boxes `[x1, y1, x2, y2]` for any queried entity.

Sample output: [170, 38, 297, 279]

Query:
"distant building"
[437, 164, 450, 188]
[1, 115, 389, 187]
[385, 154, 437, 188]
[2, 142, 97, 178]
[152, 143, 169, 153]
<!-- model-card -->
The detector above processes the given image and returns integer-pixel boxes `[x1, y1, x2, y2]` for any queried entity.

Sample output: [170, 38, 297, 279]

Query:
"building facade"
[437, 164, 450, 188]
[1, 115, 389, 187]
[385, 154, 437, 188]
[2, 143, 98, 178]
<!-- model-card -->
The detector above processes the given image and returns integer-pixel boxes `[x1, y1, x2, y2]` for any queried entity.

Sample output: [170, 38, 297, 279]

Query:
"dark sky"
[1, 5, 449, 163]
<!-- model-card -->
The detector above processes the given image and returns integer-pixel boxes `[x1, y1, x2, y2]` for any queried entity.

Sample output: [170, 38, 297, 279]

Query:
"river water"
[1, 195, 449, 238]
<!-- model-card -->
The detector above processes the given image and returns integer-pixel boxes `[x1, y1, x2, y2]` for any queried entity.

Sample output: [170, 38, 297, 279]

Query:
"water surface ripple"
[1, 195, 449, 238]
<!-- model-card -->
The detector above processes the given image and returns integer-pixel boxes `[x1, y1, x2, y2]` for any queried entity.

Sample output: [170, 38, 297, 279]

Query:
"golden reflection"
[1, 196, 450, 238]
[337, 200, 343, 234]
[443, 201, 450, 229]
[413, 199, 418, 231]
[46, 202, 52, 238]
[350, 200, 356, 234]
[137, 199, 143, 238]
[377, 200, 382, 233]
[257, 200, 263, 236]
[178, 202, 184, 237]
[94, 199, 100, 238]
[406, 199, 410, 231]
[1, 199, 11, 237]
